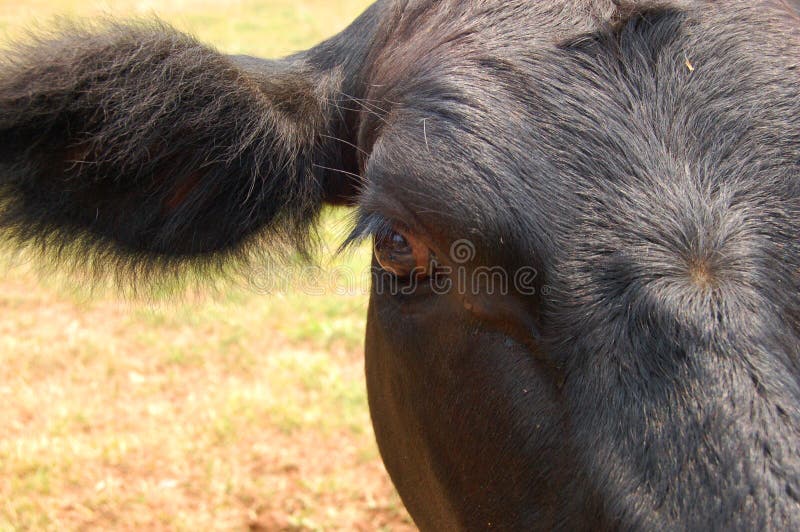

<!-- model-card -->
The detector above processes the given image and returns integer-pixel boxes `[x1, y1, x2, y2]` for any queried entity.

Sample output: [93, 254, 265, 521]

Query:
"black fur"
[2, 1, 800, 530]
[0, 21, 341, 285]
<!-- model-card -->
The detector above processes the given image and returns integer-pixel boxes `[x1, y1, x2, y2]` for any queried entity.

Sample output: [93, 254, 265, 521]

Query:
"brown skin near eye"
[374, 226, 433, 279]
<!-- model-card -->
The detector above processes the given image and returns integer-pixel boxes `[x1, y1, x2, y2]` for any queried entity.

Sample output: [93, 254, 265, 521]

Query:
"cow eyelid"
[338, 211, 396, 254]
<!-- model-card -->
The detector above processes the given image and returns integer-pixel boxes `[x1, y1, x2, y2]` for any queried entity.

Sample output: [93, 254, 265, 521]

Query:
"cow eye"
[374, 226, 434, 279]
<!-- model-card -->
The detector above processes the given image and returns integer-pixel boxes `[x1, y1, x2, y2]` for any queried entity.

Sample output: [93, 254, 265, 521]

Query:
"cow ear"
[0, 21, 363, 283]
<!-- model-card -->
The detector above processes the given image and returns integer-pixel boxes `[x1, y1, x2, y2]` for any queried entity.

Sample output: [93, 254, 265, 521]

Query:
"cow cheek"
[364, 289, 575, 529]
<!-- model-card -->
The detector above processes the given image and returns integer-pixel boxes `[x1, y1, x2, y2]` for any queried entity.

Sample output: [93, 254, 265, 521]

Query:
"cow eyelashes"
[341, 211, 436, 279]
[373, 225, 436, 279]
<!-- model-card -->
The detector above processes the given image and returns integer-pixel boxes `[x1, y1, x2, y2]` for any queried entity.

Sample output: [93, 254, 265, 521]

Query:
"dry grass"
[0, 262, 411, 530]
[0, 2, 414, 530]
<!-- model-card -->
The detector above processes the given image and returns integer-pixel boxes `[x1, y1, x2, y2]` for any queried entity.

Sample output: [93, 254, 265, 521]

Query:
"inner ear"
[320, 161, 363, 207]
[316, 99, 367, 207]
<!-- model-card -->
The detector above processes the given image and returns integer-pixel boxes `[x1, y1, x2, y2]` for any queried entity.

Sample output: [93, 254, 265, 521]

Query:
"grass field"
[0, 1, 415, 530]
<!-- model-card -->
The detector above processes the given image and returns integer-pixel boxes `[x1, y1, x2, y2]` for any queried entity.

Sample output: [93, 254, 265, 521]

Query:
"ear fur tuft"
[0, 20, 339, 289]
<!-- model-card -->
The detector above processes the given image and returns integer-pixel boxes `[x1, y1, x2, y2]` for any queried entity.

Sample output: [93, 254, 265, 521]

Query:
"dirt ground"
[0, 265, 415, 531]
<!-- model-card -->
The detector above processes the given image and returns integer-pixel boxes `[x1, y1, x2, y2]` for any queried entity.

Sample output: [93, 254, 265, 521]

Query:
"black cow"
[1, 0, 799, 529]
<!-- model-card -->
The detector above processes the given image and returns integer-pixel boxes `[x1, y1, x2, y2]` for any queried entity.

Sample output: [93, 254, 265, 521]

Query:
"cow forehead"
[358, 1, 800, 271]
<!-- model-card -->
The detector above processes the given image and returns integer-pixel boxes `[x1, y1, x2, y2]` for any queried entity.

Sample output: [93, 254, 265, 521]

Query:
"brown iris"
[374, 226, 434, 279]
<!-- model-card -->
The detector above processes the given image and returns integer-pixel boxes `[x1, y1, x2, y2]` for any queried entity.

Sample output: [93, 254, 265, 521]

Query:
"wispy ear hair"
[0, 19, 347, 293]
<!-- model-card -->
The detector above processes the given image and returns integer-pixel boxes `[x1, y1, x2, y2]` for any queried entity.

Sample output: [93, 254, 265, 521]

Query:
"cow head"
[1, 0, 799, 529]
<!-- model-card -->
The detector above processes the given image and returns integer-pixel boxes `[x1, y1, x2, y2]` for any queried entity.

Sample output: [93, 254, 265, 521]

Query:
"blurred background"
[0, 1, 415, 530]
